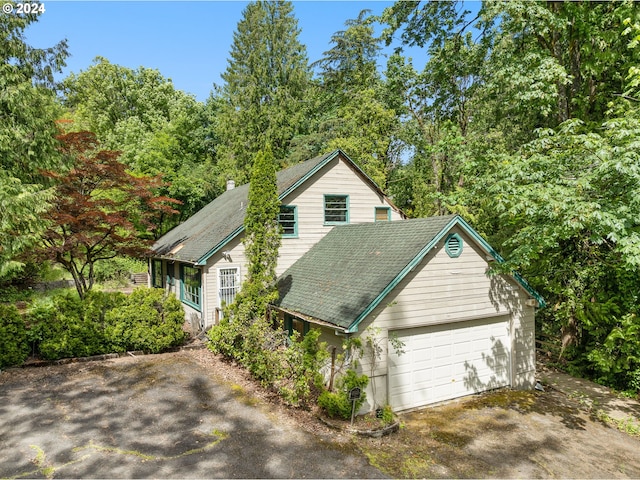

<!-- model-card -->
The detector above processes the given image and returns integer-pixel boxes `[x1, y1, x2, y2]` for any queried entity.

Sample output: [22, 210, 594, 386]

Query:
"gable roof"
[274, 215, 545, 333]
[151, 149, 396, 265]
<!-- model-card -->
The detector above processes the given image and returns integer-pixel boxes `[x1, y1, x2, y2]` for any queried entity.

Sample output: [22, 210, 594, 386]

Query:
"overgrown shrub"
[279, 329, 329, 406]
[105, 288, 186, 353]
[209, 319, 329, 407]
[26, 288, 185, 360]
[30, 293, 110, 360]
[318, 369, 369, 420]
[207, 315, 246, 358]
[0, 304, 29, 368]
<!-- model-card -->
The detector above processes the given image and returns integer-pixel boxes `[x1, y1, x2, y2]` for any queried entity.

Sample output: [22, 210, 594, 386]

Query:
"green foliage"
[229, 147, 281, 322]
[30, 292, 109, 360]
[0, 304, 29, 368]
[62, 57, 216, 230]
[318, 369, 369, 420]
[279, 329, 329, 406]
[310, 10, 399, 189]
[105, 288, 186, 353]
[93, 256, 147, 283]
[213, 0, 313, 183]
[0, 8, 67, 279]
[587, 313, 640, 394]
[25, 288, 185, 360]
[209, 317, 329, 407]
[38, 132, 179, 299]
[379, 404, 395, 424]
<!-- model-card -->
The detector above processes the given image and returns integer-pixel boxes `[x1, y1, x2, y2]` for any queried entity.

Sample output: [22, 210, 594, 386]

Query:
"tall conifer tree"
[213, 0, 312, 185]
[0, 8, 68, 278]
[230, 146, 281, 322]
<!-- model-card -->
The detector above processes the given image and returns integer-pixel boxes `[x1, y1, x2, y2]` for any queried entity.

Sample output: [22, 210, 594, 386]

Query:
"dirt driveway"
[2, 349, 640, 479]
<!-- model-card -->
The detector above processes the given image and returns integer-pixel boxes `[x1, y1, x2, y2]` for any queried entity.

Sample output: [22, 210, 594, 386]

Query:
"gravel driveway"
[0, 351, 383, 479]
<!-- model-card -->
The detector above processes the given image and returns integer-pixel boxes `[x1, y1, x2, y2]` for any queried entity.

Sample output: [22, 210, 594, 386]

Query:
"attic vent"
[445, 233, 463, 258]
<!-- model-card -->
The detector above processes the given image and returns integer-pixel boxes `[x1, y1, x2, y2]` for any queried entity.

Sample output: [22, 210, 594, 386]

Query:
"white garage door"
[388, 316, 511, 411]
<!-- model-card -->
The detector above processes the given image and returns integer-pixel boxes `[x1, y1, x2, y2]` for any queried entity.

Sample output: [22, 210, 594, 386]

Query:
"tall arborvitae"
[230, 146, 281, 322]
[212, 1, 312, 187]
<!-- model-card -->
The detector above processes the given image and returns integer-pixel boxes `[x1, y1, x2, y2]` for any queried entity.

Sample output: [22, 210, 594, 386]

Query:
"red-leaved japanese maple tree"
[39, 131, 180, 298]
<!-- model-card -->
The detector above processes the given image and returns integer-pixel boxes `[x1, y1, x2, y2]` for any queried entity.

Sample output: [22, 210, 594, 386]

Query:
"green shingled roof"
[275, 215, 546, 332]
[275, 215, 458, 331]
[152, 150, 360, 264]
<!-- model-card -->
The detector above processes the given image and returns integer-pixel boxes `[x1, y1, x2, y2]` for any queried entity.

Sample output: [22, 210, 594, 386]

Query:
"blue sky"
[25, 1, 420, 102]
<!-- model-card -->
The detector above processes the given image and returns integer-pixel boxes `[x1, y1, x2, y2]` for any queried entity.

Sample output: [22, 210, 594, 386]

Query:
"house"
[149, 149, 404, 329]
[272, 215, 545, 412]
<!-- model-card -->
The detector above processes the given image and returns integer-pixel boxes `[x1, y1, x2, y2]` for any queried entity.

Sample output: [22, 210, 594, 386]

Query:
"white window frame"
[217, 266, 241, 309]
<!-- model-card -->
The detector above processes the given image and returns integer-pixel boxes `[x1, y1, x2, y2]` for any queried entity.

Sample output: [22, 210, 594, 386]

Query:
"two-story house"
[149, 149, 404, 330]
[149, 149, 543, 412]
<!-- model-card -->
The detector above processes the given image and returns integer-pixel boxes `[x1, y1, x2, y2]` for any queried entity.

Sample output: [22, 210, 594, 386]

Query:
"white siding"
[277, 155, 402, 273]
[344, 226, 536, 410]
[197, 154, 401, 328]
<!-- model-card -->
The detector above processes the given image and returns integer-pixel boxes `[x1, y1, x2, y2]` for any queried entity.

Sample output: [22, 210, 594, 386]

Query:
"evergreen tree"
[213, 0, 312, 186]
[311, 10, 398, 189]
[230, 146, 281, 322]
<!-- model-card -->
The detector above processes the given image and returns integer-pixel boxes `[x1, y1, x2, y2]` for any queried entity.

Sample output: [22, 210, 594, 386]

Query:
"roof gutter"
[272, 305, 350, 334]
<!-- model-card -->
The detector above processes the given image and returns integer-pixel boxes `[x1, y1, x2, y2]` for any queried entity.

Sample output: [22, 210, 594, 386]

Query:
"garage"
[388, 316, 512, 411]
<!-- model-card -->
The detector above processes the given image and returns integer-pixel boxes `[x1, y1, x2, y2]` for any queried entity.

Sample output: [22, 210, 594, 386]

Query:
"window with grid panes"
[218, 267, 240, 307]
[181, 265, 201, 309]
[324, 195, 349, 224]
[278, 205, 297, 237]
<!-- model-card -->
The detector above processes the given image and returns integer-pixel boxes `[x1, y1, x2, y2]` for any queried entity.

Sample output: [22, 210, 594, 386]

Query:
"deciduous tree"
[38, 131, 179, 298]
[62, 57, 216, 231]
[0, 6, 67, 278]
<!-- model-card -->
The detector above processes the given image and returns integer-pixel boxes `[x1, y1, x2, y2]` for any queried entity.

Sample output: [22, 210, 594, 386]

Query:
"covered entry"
[388, 316, 511, 411]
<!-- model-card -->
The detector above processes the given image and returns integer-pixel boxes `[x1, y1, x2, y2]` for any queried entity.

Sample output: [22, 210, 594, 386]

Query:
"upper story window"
[181, 265, 201, 310]
[375, 206, 391, 222]
[324, 194, 349, 225]
[278, 205, 297, 237]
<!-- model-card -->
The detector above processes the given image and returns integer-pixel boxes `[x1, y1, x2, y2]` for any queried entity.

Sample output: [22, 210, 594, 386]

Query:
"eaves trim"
[345, 215, 546, 333]
[345, 216, 460, 333]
